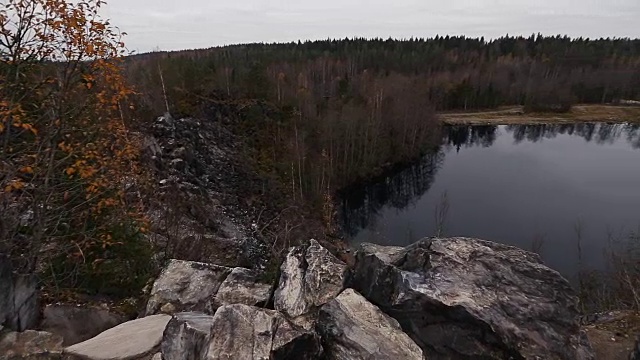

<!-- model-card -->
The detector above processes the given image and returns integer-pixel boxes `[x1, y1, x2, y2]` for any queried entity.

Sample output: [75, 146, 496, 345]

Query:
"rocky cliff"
[3, 237, 605, 359]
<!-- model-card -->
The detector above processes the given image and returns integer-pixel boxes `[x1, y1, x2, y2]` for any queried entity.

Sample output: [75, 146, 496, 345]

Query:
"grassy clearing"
[440, 105, 640, 125]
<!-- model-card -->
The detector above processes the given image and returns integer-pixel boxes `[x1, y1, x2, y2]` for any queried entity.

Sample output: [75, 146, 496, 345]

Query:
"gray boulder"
[64, 314, 171, 360]
[274, 240, 347, 318]
[213, 267, 271, 308]
[206, 304, 322, 360]
[146, 260, 231, 315]
[0, 330, 63, 359]
[40, 305, 126, 346]
[351, 237, 595, 360]
[0, 255, 38, 332]
[161, 312, 214, 360]
[317, 288, 424, 360]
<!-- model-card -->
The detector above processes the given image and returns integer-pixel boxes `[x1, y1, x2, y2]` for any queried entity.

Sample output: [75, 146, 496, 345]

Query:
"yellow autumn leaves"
[1, 0, 149, 285]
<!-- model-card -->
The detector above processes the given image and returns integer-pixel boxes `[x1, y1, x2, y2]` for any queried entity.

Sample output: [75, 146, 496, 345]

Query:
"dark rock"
[351, 237, 595, 360]
[206, 304, 322, 360]
[1, 255, 13, 330]
[631, 335, 640, 360]
[0, 330, 63, 359]
[213, 268, 271, 308]
[274, 240, 348, 318]
[169, 158, 186, 171]
[317, 288, 424, 360]
[0, 255, 39, 332]
[156, 113, 175, 128]
[40, 305, 126, 346]
[146, 260, 232, 316]
[199, 235, 249, 268]
[170, 147, 187, 159]
[64, 314, 171, 360]
[161, 312, 214, 360]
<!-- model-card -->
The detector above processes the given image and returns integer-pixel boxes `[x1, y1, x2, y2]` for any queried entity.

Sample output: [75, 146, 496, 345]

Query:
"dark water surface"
[341, 123, 640, 278]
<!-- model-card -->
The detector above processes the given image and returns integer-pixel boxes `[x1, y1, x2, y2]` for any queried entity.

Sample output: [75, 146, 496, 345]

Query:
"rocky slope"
[2, 237, 610, 359]
[140, 106, 335, 272]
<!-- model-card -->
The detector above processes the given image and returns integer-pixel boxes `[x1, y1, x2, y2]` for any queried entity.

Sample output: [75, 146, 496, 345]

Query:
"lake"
[341, 123, 640, 278]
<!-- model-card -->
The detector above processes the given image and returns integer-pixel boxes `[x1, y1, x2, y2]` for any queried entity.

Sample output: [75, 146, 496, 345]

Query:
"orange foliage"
[0, 0, 148, 279]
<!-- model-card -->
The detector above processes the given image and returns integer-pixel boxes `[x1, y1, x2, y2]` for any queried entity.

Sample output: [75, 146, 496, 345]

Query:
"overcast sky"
[103, 0, 640, 54]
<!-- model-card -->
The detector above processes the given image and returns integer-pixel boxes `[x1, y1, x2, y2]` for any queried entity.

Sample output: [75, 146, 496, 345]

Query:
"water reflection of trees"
[507, 123, 640, 146]
[444, 125, 499, 152]
[340, 150, 445, 236]
[444, 123, 640, 149]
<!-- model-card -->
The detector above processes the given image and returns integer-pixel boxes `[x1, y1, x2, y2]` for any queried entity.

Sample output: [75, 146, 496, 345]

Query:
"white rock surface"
[145, 260, 231, 315]
[64, 314, 171, 360]
[274, 240, 347, 318]
[213, 267, 271, 308]
[206, 304, 321, 360]
[317, 288, 425, 360]
[161, 312, 214, 360]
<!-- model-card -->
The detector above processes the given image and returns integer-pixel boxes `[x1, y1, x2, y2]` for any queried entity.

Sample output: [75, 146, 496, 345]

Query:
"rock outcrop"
[64, 314, 171, 360]
[317, 288, 425, 360]
[274, 240, 348, 319]
[40, 305, 126, 346]
[0, 255, 39, 332]
[161, 312, 214, 360]
[51, 237, 598, 360]
[146, 260, 232, 315]
[0, 330, 63, 359]
[146, 260, 274, 318]
[206, 304, 322, 360]
[213, 267, 271, 308]
[351, 237, 594, 360]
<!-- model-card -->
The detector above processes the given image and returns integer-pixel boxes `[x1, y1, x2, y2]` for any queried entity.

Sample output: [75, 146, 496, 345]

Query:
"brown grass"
[440, 105, 640, 125]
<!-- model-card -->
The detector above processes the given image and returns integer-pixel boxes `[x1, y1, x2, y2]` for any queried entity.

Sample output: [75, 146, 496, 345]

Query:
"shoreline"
[439, 104, 640, 125]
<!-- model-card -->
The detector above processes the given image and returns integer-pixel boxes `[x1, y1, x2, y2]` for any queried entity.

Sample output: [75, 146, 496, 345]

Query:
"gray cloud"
[103, 0, 640, 53]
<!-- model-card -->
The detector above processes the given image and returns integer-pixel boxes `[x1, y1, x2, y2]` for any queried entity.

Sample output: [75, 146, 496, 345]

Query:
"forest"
[125, 35, 640, 208]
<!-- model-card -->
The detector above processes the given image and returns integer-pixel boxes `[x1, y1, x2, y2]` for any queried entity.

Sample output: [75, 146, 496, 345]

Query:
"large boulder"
[317, 288, 424, 360]
[145, 260, 232, 315]
[161, 312, 214, 360]
[206, 304, 322, 360]
[274, 240, 348, 319]
[40, 305, 126, 346]
[213, 267, 271, 308]
[64, 314, 171, 360]
[0, 255, 39, 332]
[351, 237, 594, 360]
[0, 330, 63, 359]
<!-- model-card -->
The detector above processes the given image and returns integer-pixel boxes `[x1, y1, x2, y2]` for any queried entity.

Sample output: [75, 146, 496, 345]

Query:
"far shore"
[439, 104, 640, 125]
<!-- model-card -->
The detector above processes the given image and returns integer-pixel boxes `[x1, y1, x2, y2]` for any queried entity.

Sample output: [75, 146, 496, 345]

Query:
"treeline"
[128, 35, 640, 111]
[124, 35, 640, 207]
